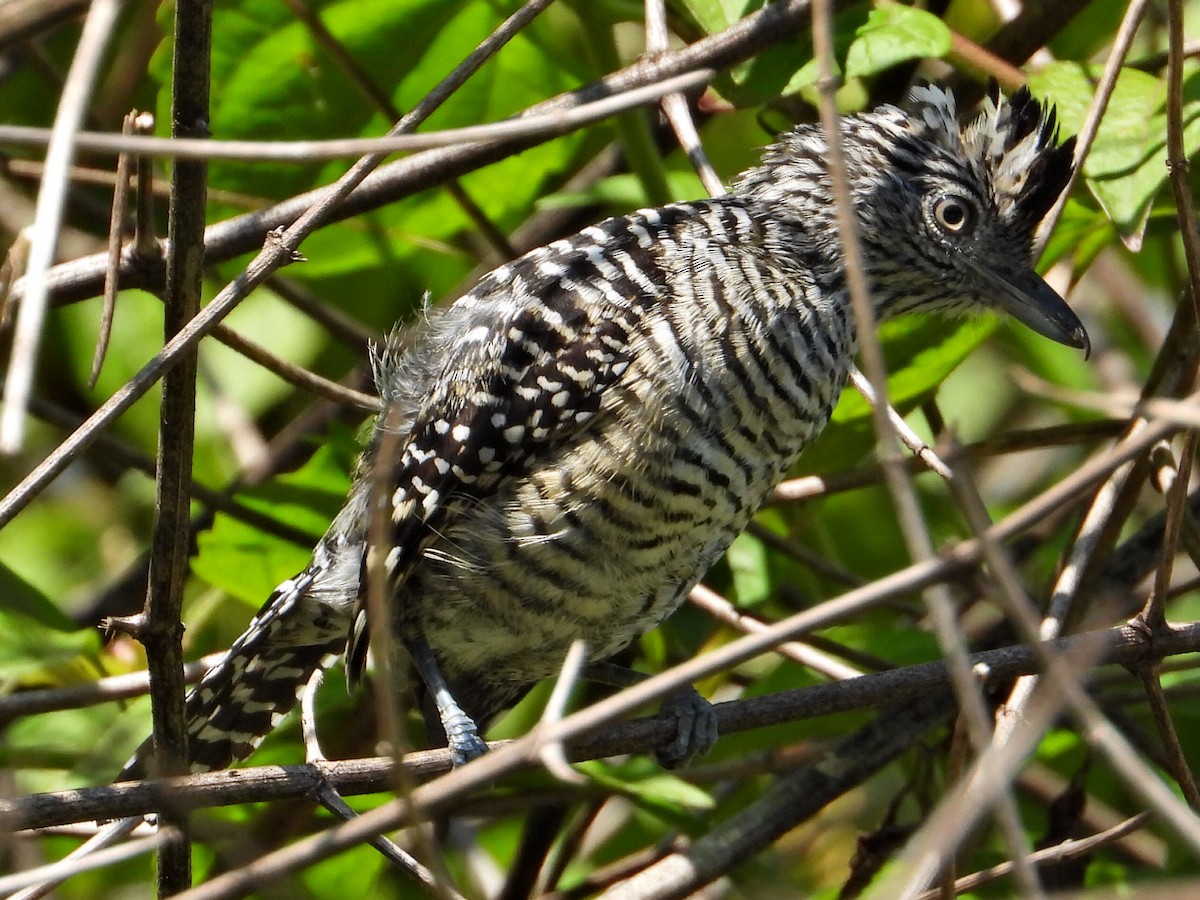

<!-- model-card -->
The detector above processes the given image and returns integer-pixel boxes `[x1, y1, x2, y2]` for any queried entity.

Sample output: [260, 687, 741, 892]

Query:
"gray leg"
[584, 662, 718, 768]
[409, 638, 489, 766]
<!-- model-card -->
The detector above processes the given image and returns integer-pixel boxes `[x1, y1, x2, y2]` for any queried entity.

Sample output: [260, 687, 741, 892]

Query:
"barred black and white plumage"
[122, 85, 1086, 777]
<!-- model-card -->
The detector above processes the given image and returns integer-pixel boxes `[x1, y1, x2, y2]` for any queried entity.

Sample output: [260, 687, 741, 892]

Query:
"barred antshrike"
[121, 85, 1087, 777]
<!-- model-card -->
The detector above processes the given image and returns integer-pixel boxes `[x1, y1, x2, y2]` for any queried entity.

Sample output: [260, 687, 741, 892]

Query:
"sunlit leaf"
[192, 445, 354, 605]
[844, 6, 952, 80]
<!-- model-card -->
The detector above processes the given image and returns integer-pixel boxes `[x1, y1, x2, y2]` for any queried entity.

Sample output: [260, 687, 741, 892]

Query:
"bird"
[119, 83, 1088, 778]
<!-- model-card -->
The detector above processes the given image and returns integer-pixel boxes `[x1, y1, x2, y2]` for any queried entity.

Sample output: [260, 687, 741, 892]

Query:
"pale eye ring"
[932, 195, 972, 235]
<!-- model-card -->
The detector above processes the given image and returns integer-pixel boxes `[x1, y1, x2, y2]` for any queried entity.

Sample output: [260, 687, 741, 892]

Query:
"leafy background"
[1, 0, 1199, 897]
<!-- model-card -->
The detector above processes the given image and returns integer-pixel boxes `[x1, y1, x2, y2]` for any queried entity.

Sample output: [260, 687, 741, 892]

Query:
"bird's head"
[740, 85, 1089, 355]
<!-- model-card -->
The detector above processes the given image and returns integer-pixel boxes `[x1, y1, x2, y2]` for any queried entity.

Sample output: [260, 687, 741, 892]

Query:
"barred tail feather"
[119, 564, 355, 779]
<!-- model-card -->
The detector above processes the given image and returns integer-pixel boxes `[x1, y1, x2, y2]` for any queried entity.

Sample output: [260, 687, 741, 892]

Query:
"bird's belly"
[404, 420, 798, 694]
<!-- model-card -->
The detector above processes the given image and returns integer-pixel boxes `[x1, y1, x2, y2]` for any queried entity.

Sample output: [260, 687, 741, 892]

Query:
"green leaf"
[844, 6, 952, 80]
[831, 316, 996, 425]
[0, 604, 99, 690]
[0, 561, 77, 632]
[777, 8, 868, 98]
[679, 0, 759, 34]
[1028, 63, 1200, 247]
[778, 6, 949, 100]
[192, 444, 354, 606]
[577, 760, 714, 812]
[1040, 198, 1117, 274]
[726, 531, 771, 607]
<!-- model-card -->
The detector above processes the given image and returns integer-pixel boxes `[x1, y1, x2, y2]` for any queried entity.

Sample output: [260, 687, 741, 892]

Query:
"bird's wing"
[346, 220, 671, 679]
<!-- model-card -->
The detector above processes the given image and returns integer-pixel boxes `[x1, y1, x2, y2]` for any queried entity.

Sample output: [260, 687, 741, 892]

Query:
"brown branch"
[142, 0, 215, 891]
[0, 0, 559, 530]
[6, 621, 1200, 835]
[16, 0, 851, 310]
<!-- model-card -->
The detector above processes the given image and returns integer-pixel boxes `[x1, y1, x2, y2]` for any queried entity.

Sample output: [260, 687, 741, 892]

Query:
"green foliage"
[192, 443, 353, 605]
[6, 0, 1200, 897]
[1028, 62, 1200, 246]
[0, 566, 99, 690]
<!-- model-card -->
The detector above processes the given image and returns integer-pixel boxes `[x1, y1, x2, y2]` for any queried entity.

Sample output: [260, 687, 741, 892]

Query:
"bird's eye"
[932, 195, 972, 235]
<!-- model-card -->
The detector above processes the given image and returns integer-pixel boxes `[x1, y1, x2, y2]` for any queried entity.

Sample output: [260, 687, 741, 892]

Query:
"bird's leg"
[583, 661, 718, 768]
[408, 637, 489, 766]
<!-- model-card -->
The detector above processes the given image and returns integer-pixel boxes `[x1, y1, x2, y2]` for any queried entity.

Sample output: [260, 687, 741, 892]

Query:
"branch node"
[103, 613, 149, 641]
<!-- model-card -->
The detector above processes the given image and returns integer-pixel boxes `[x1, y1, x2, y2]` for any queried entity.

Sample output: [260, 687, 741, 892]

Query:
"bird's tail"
[118, 564, 353, 779]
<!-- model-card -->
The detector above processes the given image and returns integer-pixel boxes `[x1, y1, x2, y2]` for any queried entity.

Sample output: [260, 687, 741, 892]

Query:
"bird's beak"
[969, 261, 1090, 358]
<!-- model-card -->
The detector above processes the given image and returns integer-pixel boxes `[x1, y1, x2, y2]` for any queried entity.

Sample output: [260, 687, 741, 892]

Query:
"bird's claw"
[655, 687, 718, 769]
[443, 710, 489, 767]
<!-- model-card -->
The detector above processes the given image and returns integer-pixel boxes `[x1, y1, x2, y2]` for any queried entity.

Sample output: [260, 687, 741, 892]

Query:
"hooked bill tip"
[1069, 324, 1091, 360]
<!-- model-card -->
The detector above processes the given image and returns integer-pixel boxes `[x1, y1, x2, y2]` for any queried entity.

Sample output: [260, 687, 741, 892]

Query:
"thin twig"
[644, 0, 725, 197]
[769, 420, 1124, 504]
[0, 829, 174, 895]
[1036, 0, 1151, 252]
[1142, 431, 1196, 629]
[0, 0, 569, 530]
[1166, 0, 1200, 325]
[912, 813, 1152, 900]
[538, 640, 588, 785]
[93, 109, 139, 388]
[143, 0, 215, 890]
[0, 72, 713, 164]
[1014, 370, 1200, 427]
[848, 367, 952, 478]
[1136, 667, 1200, 810]
[206, 319, 380, 410]
[813, 5, 1037, 890]
[0, 0, 124, 452]
[688, 584, 864, 681]
[134, 113, 158, 256]
[0, 654, 221, 722]
[7, 816, 143, 900]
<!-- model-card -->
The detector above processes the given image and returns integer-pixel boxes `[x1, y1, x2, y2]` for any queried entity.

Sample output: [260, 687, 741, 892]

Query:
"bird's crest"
[903, 84, 1075, 238]
[902, 84, 1075, 237]
[961, 85, 1076, 235]
[904, 83, 960, 154]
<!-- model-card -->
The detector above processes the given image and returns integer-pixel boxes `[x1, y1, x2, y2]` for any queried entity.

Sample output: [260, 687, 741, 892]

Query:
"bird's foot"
[442, 708, 489, 767]
[654, 687, 718, 769]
